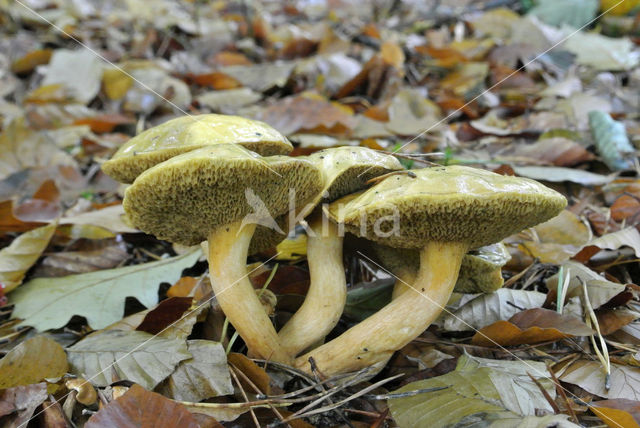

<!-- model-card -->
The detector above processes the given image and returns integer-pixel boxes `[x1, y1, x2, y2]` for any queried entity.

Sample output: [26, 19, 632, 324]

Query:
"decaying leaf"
[472, 308, 594, 346]
[388, 354, 557, 427]
[67, 329, 191, 390]
[0, 383, 48, 427]
[0, 222, 56, 293]
[85, 384, 200, 428]
[560, 360, 640, 400]
[156, 340, 234, 402]
[10, 249, 201, 330]
[440, 288, 547, 332]
[591, 399, 640, 428]
[0, 336, 68, 389]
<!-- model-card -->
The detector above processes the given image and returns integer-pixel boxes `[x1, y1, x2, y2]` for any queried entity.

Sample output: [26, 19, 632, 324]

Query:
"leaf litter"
[0, 0, 639, 427]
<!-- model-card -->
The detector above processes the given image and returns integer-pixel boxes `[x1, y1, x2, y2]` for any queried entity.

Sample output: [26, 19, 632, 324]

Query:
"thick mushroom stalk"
[294, 241, 466, 375]
[208, 221, 291, 364]
[278, 216, 346, 356]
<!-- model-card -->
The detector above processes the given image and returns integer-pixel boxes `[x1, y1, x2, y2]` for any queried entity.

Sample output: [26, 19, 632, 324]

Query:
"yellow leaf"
[592, 405, 640, 428]
[0, 336, 68, 389]
[1, 222, 57, 293]
[102, 67, 134, 100]
[10, 49, 52, 74]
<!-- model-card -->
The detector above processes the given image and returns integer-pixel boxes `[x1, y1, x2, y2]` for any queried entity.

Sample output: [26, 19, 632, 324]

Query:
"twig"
[547, 364, 579, 424]
[527, 372, 560, 414]
[228, 361, 260, 428]
[229, 363, 288, 426]
[580, 276, 611, 390]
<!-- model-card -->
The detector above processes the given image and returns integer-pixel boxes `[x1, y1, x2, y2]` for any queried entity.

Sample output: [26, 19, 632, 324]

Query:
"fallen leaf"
[156, 340, 234, 402]
[85, 384, 200, 428]
[472, 308, 594, 346]
[35, 239, 129, 277]
[591, 399, 640, 428]
[218, 62, 296, 92]
[560, 360, 640, 400]
[10, 249, 201, 330]
[0, 336, 68, 389]
[0, 383, 47, 427]
[73, 114, 135, 133]
[0, 222, 56, 293]
[10, 49, 52, 74]
[227, 353, 270, 395]
[527, 0, 598, 28]
[0, 200, 46, 234]
[589, 110, 635, 171]
[518, 210, 591, 263]
[512, 137, 595, 166]
[440, 62, 489, 97]
[598, 309, 640, 335]
[136, 297, 193, 335]
[68, 329, 191, 389]
[546, 261, 627, 309]
[580, 227, 640, 259]
[512, 165, 614, 186]
[563, 31, 639, 71]
[102, 67, 134, 100]
[388, 354, 557, 427]
[188, 72, 242, 90]
[384, 88, 441, 136]
[440, 288, 546, 332]
[255, 93, 356, 135]
[41, 49, 103, 104]
[59, 204, 138, 234]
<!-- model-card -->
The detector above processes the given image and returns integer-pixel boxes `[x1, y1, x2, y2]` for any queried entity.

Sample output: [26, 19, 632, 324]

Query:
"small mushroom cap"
[328, 165, 566, 249]
[373, 242, 510, 293]
[124, 144, 322, 246]
[307, 147, 403, 202]
[102, 114, 293, 183]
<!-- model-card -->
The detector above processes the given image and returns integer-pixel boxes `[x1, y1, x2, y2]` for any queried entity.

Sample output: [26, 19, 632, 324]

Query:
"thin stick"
[228, 362, 260, 428]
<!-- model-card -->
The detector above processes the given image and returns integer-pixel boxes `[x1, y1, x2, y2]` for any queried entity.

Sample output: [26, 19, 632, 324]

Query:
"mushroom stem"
[278, 215, 346, 356]
[208, 220, 291, 364]
[390, 268, 417, 300]
[294, 241, 467, 376]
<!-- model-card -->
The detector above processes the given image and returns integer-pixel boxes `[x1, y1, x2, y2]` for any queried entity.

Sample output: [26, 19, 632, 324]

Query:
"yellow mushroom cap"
[307, 147, 403, 202]
[124, 144, 322, 246]
[328, 165, 566, 249]
[102, 114, 293, 183]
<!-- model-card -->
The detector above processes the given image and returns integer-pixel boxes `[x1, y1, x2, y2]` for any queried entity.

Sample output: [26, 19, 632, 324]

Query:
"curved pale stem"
[278, 216, 346, 356]
[208, 220, 291, 364]
[294, 241, 467, 376]
[390, 267, 417, 300]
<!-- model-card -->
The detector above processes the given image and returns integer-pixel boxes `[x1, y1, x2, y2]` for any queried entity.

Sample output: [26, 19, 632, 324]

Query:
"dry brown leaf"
[227, 353, 270, 395]
[0, 383, 47, 427]
[73, 113, 135, 133]
[0, 221, 56, 293]
[136, 297, 193, 335]
[189, 72, 242, 90]
[85, 384, 200, 428]
[472, 308, 594, 347]
[0, 200, 46, 234]
[598, 309, 640, 336]
[380, 40, 405, 70]
[0, 336, 68, 389]
[255, 93, 356, 135]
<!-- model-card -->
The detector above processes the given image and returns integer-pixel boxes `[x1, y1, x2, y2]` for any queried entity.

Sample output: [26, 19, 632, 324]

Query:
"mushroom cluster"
[103, 114, 566, 376]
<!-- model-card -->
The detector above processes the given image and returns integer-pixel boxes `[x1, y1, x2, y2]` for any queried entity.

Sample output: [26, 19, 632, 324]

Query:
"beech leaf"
[0, 222, 56, 293]
[0, 336, 68, 389]
[85, 384, 199, 428]
[67, 329, 191, 390]
[472, 308, 594, 347]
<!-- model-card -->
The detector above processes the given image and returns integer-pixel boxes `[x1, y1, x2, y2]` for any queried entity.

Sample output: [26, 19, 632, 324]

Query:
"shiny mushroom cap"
[328, 165, 566, 249]
[124, 144, 322, 246]
[102, 114, 293, 183]
[307, 146, 403, 202]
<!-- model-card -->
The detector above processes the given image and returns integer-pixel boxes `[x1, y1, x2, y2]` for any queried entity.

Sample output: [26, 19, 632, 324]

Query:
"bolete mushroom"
[123, 144, 322, 363]
[102, 114, 293, 183]
[373, 242, 511, 298]
[277, 147, 402, 356]
[294, 165, 566, 375]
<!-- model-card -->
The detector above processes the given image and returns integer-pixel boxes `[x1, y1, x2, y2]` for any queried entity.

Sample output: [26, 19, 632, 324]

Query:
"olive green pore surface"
[102, 114, 293, 183]
[123, 145, 322, 246]
[373, 242, 511, 293]
[307, 146, 403, 202]
[329, 165, 567, 249]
